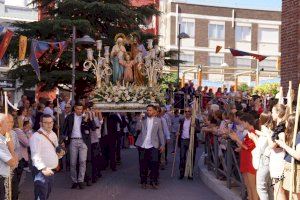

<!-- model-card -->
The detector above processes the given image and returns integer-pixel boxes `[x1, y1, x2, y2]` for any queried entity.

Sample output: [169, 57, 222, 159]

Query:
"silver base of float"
[93, 102, 158, 112]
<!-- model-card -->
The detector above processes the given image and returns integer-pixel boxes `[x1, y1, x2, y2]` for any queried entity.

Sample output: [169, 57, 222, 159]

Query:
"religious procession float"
[85, 33, 165, 112]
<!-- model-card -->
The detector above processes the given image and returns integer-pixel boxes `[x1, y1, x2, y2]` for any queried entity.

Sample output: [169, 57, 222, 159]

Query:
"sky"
[181, 0, 282, 11]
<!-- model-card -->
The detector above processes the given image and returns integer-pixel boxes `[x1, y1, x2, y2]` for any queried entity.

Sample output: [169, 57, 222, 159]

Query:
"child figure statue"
[119, 53, 135, 83]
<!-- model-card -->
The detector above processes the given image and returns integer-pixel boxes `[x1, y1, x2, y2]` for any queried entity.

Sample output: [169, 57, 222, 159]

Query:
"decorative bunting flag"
[229, 48, 267, 62]
[215, 45, 222, 53]
[0, 26, 4, 33]
[29, 40, 68, 80]
[19, 35, 27, 61]
[0, 29, 14, 60]
[29, 40, 42, 80]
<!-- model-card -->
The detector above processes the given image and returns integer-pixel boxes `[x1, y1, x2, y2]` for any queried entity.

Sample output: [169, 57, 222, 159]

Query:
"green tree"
[8, 0, 159, 98]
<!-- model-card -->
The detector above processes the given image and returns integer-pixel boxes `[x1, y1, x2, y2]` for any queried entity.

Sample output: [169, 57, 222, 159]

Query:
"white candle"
[87, 48, 94, 60]
[147, 39, 153, 49]
[96, 40, 102, 51]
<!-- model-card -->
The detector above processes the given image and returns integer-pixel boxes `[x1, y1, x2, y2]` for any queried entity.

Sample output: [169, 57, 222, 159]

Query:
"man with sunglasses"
[177, 107, 200, 179]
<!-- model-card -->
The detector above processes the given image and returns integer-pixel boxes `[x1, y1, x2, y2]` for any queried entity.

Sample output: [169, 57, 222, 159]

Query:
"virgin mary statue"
[111, 33, 126, 82]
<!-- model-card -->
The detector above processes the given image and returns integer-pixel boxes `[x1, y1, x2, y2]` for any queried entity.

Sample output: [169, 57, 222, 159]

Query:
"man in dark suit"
[62, 102, 94, 189]
[177, 107, 200, 180]
[135, 105, 165, 189]
[115, 113, 125, 165]
[100, 113, 120, 171]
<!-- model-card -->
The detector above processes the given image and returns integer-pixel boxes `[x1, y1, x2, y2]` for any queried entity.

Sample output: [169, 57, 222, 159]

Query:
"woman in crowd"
[252, 111, 274, 200]
[275, 114, 300, 200]
[229, 113, 259, 200]
[269, 104, 287, 200]
[17, 106, 28, 129]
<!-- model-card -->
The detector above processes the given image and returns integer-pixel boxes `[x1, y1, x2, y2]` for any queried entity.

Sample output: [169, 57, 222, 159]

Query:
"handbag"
[37, 130, 66, 159]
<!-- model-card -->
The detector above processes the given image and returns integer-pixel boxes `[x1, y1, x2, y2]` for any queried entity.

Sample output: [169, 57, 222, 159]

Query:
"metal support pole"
[71, 26, 76, 106]
[256, 60, 259, 86]
[177, 24, 181, 87]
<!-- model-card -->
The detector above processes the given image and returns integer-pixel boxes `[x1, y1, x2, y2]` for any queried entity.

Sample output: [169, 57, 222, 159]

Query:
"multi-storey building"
[0, 0, 38, 102]
[159, 0, 281, 86]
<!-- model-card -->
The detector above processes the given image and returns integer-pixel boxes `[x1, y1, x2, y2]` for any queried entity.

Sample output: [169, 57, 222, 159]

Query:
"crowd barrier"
[203, 134, 247, 199]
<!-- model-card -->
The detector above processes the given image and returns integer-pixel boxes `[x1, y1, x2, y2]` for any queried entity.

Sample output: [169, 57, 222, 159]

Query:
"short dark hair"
[45, 101, 53, 107]
[40, 114, 53, 122]
[147, 104, 156, 109]
[75, 102, 83, 107]
[37, 103, 45, 111]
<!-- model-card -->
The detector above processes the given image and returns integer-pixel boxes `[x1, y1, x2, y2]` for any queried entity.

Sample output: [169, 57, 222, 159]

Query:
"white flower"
[107, 98, 112, 103]
[114, 97, 120, 102]
[104, 95, 109, 100]
[126, 95, 131, 100]
[120, 86, 126, 90]
[138, 99, 144, 104]
[132, 97, 137, 102]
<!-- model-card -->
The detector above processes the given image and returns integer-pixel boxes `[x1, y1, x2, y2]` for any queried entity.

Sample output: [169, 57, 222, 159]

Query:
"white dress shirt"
[72, 114, 82, 138]
[141, 117, 154, 149]
[29, 128, 58, 170]
[181, 118, 191, 139]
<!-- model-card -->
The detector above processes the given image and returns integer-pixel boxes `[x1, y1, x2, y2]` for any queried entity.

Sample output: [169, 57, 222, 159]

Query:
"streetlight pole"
[71, 26, 76, 106]
[177, 24, 181, 87]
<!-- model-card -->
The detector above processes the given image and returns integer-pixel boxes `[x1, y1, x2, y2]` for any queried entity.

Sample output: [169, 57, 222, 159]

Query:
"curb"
[198, 156, 241, 200]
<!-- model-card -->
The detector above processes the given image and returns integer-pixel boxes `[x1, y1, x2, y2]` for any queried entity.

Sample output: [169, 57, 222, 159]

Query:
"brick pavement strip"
[19, 149, 222, 200]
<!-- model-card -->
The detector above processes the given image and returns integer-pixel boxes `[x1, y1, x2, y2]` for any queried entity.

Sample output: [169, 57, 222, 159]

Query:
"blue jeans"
[32, 167, 54, 200]
[256, 155, 273, 200]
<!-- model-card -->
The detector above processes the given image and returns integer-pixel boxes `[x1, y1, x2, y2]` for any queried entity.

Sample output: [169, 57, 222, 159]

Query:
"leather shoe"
[86, 181, 92, 186]
[150, 183, 159, 190]
[141, 183, 147, 189]
[78, 182, 85, 189]
[71, 182, 78, 189]
[187, 176, 193, 180]
[179, 175, 184, 180]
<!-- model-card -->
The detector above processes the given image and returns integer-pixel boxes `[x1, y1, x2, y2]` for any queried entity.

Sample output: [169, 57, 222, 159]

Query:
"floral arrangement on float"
[93, 82, 164, 105]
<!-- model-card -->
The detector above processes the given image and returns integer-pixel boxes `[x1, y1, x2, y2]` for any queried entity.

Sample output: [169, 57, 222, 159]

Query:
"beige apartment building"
[159, 0, 281, 86]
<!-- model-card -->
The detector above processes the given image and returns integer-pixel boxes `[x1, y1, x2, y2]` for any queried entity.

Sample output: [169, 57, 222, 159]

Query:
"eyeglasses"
[185, 111, 191, 113]
[65, 107, 71, 108]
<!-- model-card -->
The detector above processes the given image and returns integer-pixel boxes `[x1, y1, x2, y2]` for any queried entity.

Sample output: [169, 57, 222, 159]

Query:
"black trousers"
[116, 132, 122, 162]
[179, 139, 196, 177]
[0, 176, 5, 200]
[101, 135, 117, 170]
[138, 147, 159, 184]
[12, 159, 26, 200]
[91, 142, 102, 181]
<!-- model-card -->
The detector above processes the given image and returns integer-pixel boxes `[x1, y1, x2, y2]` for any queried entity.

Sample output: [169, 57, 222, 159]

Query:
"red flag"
[0, 29, 13, 60]
[215, 45, 222, 53]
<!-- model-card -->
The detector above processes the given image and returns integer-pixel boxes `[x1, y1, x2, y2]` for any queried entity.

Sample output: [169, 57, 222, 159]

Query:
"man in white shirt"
[177, 107, 200, 179]
[29, 114, 59, 200]
[0, 114, 18, 200]
[135, 105, 165, 189]
[63, 103, 93, 189]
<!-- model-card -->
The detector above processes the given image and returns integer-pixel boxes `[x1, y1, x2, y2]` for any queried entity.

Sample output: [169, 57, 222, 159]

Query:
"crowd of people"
[1, 82, 300, 200]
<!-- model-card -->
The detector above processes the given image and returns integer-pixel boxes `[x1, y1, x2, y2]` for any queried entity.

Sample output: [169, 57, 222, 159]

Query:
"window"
[235, 58, 252, 68]
[208, 56, 224, 66]
[259, 59, 277, 70]
[208, 24, 224, 40]
[5, 0, 27, 7]
[180, 20, 195, 38]
[181, 54, 194, 65]
[258, 28, 279, 44]
[235, 26, 251, 42]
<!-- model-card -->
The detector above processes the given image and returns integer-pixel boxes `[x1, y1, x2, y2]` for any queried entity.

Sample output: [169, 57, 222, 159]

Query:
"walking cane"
[171, 134, 179, 177]
[288, 84, 300, 200]
[4, 91, 12, 200]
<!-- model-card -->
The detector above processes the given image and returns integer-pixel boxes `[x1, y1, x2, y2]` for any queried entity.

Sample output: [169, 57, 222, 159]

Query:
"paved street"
[19, 148, 221, 200]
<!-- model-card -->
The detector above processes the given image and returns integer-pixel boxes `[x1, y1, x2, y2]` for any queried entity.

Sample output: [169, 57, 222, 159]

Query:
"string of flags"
[215, 45, 267, 62]
[0, 25, 68, 80]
